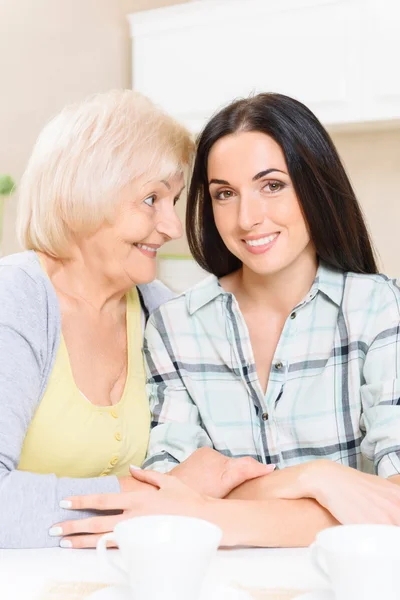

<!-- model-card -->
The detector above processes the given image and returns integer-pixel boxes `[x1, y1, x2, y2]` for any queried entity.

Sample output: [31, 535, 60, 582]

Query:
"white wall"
[331, 128, 400, 277]
[1, 0, 400, 278]
[0, 0, 188, 254]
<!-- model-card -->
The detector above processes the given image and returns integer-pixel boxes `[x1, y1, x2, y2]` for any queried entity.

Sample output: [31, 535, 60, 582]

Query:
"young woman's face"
[208, 131, 314, 277]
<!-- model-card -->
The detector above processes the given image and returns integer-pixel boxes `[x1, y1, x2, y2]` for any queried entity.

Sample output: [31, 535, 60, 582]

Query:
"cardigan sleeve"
[0, 264, 120, 548]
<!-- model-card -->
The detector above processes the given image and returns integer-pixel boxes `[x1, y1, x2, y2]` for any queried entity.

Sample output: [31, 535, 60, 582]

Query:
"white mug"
[311, 524, 400, 600]
[97, 515, 223, 600]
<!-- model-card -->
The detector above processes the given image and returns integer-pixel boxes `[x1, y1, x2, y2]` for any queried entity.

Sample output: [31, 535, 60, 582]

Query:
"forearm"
[219, 464, 338, 546]
[170, 457, 210, 492]
[225, 465, 310, 501]
[388, 474, 400, 486]
[0, 471, 120, 548]
[204, 496, 337, 547]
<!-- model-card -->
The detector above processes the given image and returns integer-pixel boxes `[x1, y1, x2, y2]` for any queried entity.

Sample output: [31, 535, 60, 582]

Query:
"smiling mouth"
[133, 243, 160, 258]
[243, 233, 279, 247]
[134, 243, 158, 253]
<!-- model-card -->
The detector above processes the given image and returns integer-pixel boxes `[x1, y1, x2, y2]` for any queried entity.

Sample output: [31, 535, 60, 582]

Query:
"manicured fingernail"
[60, 539, 72, 548]
[59, 500, 72, 509]
[49, 526, 63, 537]
[266, 464, 276, 471]
[130, 464, 142, 470]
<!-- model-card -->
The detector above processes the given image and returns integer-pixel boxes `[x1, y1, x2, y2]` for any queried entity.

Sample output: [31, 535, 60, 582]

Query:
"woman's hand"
[303, 461, 400, 525]
[52, 469, 211, 549]
[170, 447, 275, 498]
[51, 449, 273, 548]
[248, 459, 400, 526]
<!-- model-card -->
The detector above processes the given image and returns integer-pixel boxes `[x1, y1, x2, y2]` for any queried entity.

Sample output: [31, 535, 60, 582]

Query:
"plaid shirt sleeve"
[142, 309, 213, 473]
[360, 279, 400, 478]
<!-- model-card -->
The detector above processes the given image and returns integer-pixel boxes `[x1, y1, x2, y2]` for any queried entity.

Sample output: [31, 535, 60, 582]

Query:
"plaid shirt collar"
[186, 260, 344, 316]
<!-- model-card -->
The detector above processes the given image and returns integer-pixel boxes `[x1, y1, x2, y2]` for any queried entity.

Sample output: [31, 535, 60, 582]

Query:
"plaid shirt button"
[275, 361, 283, 370]
[262, 412, 269, 421]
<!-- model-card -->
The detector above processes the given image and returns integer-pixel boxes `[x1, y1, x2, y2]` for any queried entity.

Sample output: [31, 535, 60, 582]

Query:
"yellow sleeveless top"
[18, 287, 150, 478]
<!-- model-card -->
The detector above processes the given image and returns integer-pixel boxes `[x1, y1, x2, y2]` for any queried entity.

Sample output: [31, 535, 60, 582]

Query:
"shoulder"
[0, 251, 59, 331]
[0, 251, 47, 301]
[343, 271, 400, 302]
[343, 271, 400, 323]
[148, 274, 221, 327]
[137, 279, 176, 315]
[148, 290, 187, 326]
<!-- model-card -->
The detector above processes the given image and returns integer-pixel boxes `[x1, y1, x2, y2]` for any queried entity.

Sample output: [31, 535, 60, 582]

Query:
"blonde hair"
[17, 89, 194, 257]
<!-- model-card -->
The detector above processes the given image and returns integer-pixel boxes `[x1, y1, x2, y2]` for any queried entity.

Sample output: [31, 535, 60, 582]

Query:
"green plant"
[0, 174, 16, 249]
[0, 174, 15, 196]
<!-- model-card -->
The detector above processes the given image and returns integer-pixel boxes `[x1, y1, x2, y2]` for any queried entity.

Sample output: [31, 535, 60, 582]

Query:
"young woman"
[57, 93, 400, 548]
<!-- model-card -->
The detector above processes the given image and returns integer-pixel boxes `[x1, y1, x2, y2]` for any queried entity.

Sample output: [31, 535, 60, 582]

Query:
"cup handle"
[310, 542, 330, 582]
[96, 532, 127, 580]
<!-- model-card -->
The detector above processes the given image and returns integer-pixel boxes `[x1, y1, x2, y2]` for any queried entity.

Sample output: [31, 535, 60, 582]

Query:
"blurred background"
[1, 0, 399, 291]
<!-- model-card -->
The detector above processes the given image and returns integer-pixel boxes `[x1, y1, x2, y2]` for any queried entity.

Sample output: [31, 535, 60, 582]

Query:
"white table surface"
[0, 546, 328, 599]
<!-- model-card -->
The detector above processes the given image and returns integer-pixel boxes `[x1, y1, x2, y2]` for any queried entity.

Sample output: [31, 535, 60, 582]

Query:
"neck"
[232, 246, 318, 314]
[37, 250, 132, 312]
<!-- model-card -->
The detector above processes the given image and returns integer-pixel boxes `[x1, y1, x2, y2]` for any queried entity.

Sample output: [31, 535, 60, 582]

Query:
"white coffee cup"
[311, 524, 400, 600]
[97, 515, 223, 600]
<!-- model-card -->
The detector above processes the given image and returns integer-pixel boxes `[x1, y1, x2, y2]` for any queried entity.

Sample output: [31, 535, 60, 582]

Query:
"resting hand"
[52, 469, 210, 549]
[247, 459, 400, 526]
[166, 447, 275, 498]
[304, 461, 400, 525]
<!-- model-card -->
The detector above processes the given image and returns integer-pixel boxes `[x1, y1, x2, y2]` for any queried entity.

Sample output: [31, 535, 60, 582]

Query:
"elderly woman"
[0, 89, 183, 547]
[0, 90, 191, 548]
[0, 90, 269, 549]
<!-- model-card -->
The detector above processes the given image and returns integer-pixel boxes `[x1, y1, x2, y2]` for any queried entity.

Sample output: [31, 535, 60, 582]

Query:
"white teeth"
[245, 233, 278, 247]
[136, 244, 157, 253]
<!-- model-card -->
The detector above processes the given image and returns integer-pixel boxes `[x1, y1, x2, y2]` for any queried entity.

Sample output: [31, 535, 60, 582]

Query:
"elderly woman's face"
[90, 172, 184, 286]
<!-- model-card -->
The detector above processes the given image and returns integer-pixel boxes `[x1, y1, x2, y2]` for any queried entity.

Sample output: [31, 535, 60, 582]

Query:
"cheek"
[212, 205, 235, 239]
[276, 198, 309, 240]
[121, 213, 153, 240]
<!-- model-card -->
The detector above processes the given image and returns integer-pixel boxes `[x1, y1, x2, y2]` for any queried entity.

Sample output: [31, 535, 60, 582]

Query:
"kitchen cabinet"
[128, 0, 400, 130]
[362, 0, 400, 122]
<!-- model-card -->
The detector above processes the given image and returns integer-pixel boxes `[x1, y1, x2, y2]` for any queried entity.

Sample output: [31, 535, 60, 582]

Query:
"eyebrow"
[209, 168, 286, 186]
[143, 179, 185, 196]
[253, 168, 286, 181]
[162, 181, 186, 197]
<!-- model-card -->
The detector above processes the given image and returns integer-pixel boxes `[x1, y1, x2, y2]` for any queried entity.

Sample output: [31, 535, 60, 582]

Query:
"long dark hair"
[186, 93, 377, 277]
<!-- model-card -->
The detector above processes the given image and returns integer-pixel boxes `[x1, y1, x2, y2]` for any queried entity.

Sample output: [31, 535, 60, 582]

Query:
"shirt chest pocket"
[273, 361, 362, 451]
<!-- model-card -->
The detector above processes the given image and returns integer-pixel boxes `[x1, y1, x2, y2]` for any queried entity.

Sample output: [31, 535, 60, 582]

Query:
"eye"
[143, 194, 156, 207]
[215, 189, 235, 200]
[263, 180, 285, 193]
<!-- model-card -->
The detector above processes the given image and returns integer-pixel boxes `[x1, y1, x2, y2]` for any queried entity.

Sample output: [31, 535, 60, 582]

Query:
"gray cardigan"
[0, 251, 174, 548]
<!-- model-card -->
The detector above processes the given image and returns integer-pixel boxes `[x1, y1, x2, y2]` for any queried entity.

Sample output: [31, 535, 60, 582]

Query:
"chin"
[242, 257, 289, 276]
[132, 273, 157, 285]
[128, 266, 157, 286]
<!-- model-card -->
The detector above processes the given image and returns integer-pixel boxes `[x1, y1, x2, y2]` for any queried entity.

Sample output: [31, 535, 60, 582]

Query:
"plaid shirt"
[143, 262, 400, 478]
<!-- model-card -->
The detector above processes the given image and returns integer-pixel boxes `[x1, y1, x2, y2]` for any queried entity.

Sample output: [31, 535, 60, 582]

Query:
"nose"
[237, 195, 264, 231]
[156, 204, 183, 241]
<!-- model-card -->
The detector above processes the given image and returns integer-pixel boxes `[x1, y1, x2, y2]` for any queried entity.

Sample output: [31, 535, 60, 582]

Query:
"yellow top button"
[115, 432, 122, 442]
[111, 410, 118, 419]
[110, 456, 119, 466]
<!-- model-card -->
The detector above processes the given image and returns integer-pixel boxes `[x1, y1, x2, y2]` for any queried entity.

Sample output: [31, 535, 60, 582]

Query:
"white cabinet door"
[130, 0, 362, 130]
[362, 0, 400, 122]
